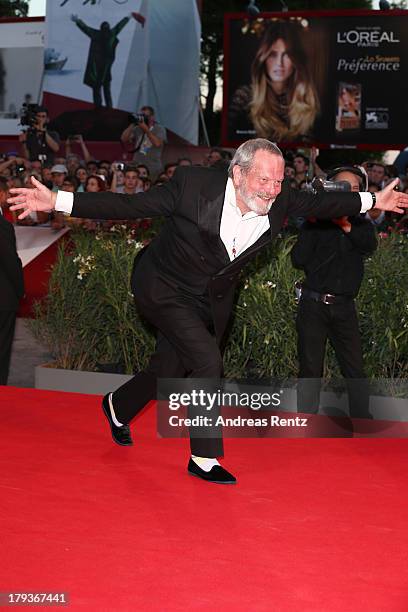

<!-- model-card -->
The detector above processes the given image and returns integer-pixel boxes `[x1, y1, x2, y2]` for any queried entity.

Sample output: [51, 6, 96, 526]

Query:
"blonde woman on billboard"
[230, 21, 319, 142]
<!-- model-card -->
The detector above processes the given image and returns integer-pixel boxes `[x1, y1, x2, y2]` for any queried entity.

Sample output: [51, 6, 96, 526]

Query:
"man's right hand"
[7, 176, 57, 220]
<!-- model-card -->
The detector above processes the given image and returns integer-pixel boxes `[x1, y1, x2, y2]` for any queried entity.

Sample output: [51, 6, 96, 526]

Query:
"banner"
[44, 0, 200, 143]
[44, 0, 147, 110]
[222, 10, 408, 150]
[0, 19, 44, 136]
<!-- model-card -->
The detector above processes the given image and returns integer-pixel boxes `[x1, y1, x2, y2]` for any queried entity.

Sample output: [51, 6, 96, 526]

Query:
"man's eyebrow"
[257, 174, 283, 181]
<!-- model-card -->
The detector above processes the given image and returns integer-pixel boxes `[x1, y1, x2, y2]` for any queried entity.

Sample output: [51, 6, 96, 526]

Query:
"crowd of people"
[1, 132, 408, 236]
[0, 123, 234, 229]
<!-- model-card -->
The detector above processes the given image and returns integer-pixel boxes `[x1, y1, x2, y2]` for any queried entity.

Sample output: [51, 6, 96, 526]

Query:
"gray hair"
[228, 138, 283, 178]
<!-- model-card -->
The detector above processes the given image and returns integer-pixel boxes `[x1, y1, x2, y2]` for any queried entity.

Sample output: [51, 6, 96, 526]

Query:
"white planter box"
[35, 364, 132, 395]
[35, 365, 408, 421]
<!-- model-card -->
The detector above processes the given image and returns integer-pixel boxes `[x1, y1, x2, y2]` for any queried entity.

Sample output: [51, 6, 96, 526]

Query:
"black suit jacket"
[0, 214, 24, 311]
[72, 167, 361, 341]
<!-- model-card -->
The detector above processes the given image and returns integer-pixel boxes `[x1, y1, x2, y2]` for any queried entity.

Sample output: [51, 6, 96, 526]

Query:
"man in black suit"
[8, 139, 408, 484]
[0, 178, 24, 385]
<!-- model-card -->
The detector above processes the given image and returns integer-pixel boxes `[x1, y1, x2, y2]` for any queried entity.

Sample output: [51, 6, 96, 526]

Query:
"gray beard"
[238, 183, 274, 215]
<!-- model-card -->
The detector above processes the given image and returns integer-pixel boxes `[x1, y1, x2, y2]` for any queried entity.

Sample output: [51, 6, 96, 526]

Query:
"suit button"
[216, 294, 223, 299]
[200, 255, 205, 261]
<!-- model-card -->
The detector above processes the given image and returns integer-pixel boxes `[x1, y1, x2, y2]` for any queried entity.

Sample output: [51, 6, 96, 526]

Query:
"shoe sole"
[102, 400, 133, 446]
[188, 470, 236, 484]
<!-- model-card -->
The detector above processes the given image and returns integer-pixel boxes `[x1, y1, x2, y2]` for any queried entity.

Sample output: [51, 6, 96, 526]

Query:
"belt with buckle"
[301, 287, 352, 305]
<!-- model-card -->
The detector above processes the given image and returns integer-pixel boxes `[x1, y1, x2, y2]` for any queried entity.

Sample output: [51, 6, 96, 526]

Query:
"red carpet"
[1, 387, 408, 611]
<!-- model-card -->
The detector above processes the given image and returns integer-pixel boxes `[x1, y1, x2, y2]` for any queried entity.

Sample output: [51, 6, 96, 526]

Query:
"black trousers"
[296, 297, 369, 417]
[112, 294, 224, 458]
[92, 83, 112, 108]
[0, 311, 17, 385]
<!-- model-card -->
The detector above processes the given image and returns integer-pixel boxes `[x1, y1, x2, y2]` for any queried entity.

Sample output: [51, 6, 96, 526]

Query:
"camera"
[131, 112, 149, 125]
[19, 103, 40, 128]
[116, 163, 125, 171]
[303, 176, 352, 194]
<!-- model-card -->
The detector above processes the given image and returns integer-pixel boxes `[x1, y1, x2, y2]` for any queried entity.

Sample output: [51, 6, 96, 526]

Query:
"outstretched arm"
[71, 14, 98, 37]
[288, 178, 408, 219]
[8, 168, 187, 221]
[111, 16, 131, 36]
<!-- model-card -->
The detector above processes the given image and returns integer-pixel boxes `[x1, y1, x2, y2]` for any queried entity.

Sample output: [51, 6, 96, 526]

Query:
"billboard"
[44, 0, 201, 144]
[222, 10, 408, 150]
[0, 18, 44, 136]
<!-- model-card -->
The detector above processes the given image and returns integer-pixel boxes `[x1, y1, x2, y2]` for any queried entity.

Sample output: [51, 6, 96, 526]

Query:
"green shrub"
[30, 226, 155, 373]
[30, 227, 408, 379]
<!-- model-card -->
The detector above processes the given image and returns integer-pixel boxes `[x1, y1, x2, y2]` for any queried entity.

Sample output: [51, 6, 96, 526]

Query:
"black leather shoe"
[187, 459, 237, 484]
[102, 394, 133, 446]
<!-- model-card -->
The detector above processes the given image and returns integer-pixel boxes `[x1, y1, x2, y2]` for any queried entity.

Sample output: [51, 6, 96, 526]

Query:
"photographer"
[109, 162, 125, 192]
[120, 105, 166, 181]
[65, 133, 92, 171]
[291, 166, 377, 419]
[19, 106, 60, 165]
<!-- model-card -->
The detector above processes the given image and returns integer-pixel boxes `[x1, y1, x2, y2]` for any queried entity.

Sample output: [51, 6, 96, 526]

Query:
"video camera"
[19, 103, 41, 129]
[130, 112, 149, 125]
[303, 176, 352, 194]
[304, 166, 368, 194]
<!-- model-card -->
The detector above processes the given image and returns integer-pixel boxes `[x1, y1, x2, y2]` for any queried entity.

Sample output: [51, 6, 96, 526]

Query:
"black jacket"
[72, 167, 361, 340]
[0, 214, 24, 310]
[291, 216, 377, 297]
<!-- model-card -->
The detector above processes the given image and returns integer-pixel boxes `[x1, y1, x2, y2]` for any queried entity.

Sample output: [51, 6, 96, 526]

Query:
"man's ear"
[232, 165, 242, 186]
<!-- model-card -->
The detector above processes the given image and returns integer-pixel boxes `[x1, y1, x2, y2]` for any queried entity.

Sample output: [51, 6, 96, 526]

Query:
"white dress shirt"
[220, 178, 270, 261]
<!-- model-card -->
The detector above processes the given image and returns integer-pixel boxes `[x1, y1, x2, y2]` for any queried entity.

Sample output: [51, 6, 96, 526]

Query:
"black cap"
[326, 165, 368, 191]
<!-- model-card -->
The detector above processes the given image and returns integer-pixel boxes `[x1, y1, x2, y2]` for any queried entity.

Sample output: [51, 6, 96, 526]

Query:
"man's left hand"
[375, 178, 408, 214]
